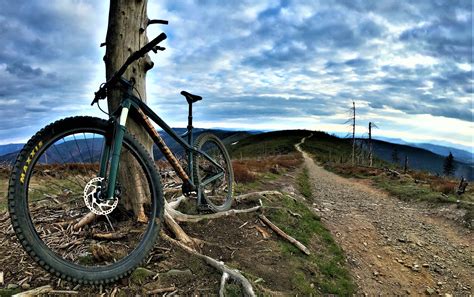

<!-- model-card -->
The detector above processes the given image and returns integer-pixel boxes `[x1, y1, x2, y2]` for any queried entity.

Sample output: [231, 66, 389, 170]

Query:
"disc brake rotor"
[83, 177, 118, 215]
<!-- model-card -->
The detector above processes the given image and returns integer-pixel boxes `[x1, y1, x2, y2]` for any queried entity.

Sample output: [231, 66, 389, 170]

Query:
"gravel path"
[296, 135, 473, 295]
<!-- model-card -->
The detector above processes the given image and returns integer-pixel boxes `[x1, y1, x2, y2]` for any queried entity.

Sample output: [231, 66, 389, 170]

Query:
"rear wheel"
[8, 116, 163, 284]
[193, 133, 234, 212]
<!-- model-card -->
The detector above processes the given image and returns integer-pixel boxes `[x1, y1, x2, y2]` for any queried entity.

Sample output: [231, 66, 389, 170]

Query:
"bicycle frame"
[100, 83, 224, 206]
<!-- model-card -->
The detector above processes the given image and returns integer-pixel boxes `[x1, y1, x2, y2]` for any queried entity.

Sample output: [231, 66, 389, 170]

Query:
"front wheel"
[8, 116, 163, 285]
[193, 133, 234, 212]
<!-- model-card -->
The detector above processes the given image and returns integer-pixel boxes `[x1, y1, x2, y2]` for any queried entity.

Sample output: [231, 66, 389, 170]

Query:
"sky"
[0, 0, 472, 150]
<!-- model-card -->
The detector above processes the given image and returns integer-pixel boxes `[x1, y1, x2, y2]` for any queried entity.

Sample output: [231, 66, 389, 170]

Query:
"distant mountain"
[0, 143, 24, 156]
[374, 136, 473, 164]
[368, 139, 473, 180]
[153, 128, 251, 159]
[410, 143, 473, 165]
[0, 128, 251, 164]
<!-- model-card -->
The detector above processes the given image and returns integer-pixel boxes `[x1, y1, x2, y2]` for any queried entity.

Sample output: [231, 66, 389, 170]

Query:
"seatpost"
[187, 102, 193, 145]
[187, 102, 194, 183]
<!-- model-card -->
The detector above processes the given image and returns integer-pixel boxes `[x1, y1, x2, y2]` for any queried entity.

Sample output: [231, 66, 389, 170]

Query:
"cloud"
[0, 0, 472, 148]
[6, 62, 43, 78]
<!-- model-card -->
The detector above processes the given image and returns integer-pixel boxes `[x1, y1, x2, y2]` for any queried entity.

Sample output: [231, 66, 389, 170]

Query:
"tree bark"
[105, 0, 154, 220]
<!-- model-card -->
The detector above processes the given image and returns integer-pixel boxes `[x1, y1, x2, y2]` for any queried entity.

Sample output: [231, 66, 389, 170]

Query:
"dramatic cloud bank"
[0, 0, 472, 148]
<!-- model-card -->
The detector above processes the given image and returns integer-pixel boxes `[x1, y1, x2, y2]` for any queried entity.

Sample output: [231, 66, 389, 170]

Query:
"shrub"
[431, 180, 456, 195]
[232, 162, 257, 183]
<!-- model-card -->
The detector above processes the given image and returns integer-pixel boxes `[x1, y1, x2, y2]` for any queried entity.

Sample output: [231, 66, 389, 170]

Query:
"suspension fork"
[105, 100, 131, 199]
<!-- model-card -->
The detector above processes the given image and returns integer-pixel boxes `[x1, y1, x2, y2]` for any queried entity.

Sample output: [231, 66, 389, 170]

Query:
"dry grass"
[232, 153, 302, 184]
[232, 162, 257, 183]
[329, 164, 384, 178]
[430, 180, 457, 195]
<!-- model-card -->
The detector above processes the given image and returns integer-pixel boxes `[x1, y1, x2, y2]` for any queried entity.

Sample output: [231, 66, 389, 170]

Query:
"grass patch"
[297, 167, 312, 199]
[265, 194, 355, 295]
[0, 288, 22, 297]
[373, 176, 443, 202]
[0, 177, 8, 211]
[130, 267, 155, 285]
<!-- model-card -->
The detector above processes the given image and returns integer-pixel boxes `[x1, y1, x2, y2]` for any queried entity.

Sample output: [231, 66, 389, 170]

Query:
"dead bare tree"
[403, 155, 408, 174]
[368, 122, 378, 167]
[343, 101, 357, 166]
[351, 101, 355, 166]
[103, 0, 157, 221]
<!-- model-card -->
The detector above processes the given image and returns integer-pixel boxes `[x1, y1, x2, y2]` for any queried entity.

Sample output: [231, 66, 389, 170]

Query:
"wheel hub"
[83, 177, 118, 215]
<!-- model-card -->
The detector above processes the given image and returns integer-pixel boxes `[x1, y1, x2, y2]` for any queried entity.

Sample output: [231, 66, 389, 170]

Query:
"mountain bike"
[7, 30, 234, 285]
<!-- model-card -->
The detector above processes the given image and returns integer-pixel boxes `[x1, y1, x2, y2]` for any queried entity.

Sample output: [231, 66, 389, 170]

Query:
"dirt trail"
[296, 135, 473, 295]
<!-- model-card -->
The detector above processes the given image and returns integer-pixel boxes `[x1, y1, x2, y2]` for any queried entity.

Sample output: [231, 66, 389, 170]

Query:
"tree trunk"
[104, 0, 154, 221]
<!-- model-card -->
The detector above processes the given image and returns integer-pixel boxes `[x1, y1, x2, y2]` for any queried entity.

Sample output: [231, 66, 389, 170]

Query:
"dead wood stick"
[219, 272, 229, 297]
[386, 168, 400, 176]
[161, 232, 255, 297]
[258, 214, 310, 255]
[146, 286, 176, 295]
[166, 195, 187, 210]
[234, 191, 282, 202]
[12, 285, 53, 297]
[58, 239, 82, 250]
[166, 206, 261, 223]
[163, 211, 197, 246]
[92, 232, 126, 240]
[0, 213, 10, 224]
[49, 290, 79, 295]
[255, 225, 270, 239]
[73, 212, 97, 231]
[53, 220, 75, 228]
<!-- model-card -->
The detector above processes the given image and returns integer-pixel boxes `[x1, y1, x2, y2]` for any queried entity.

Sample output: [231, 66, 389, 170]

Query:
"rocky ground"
[297, 136, 473, 296]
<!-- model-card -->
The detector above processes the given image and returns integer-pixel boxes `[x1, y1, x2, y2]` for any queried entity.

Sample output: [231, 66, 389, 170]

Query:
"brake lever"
[92, 85, 107, 106]
[152, 46, 166, 53]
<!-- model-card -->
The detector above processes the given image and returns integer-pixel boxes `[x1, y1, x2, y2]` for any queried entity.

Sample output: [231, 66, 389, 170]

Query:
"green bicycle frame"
[102, 89, 224, 203]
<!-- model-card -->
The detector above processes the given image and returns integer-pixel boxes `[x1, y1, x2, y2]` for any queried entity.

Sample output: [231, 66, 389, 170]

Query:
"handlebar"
[92, 32, 168, 105]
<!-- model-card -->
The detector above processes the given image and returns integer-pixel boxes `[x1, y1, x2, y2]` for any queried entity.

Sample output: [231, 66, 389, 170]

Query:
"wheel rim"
[24, 128, 156, 268]
[195, 139, 232, 208]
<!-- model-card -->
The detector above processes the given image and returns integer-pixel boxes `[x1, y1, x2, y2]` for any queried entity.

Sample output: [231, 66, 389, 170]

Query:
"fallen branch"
[219, 272, 229, 297]
[287, 209, 302, 218]
[161, 232, 256, 297]
[166, 206, 261, 223]
[12, 285, 53, 297]
[385, 168, 400, 177]
[49, 290, 79, 295]
[58, 239, 82, 250]
[0, 212, 9, 224]
[73, 212, 97, 231]
[146, 286, 176, 295]
[166, 195, 188, 210]
[163, 211, 198, 247]
[258, 214, 310, 255]
[255, 225, 270, 239]
[234, 191, 282, 202]
[92, 232, 126, 240]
